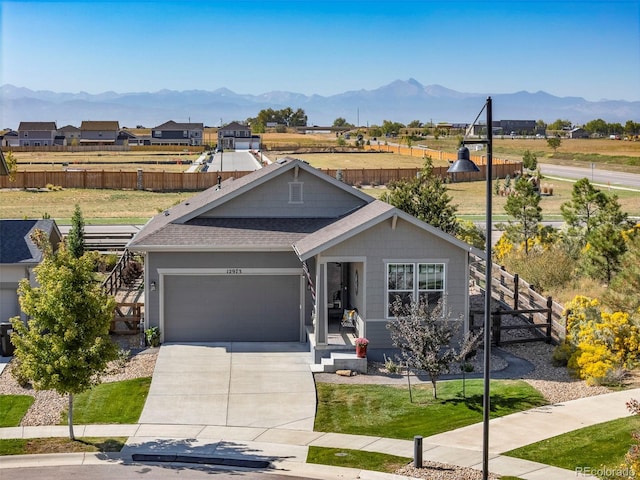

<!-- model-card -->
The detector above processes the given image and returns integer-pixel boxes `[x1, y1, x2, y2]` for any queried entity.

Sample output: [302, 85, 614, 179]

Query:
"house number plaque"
[226, 268, 243, 274]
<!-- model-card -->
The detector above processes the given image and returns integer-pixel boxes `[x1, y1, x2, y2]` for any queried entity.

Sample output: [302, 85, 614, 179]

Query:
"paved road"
[1, 463, 312, 480]
[206, 151, 262, 172]
[539, 162, 640, 190]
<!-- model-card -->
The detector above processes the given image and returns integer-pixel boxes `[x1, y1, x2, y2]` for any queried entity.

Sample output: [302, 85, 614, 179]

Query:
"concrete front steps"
[310, 352, 367, 374]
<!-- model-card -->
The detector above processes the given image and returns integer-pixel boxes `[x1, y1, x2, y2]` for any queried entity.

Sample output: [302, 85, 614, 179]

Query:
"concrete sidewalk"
[0, 422, 587, 479]
[2, 346, 639, 479]
[6, 383, 639, 479]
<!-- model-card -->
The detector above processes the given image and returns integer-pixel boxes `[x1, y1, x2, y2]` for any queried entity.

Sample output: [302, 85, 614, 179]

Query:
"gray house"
[0, 220, 62, 324]
[17, 122, 58, 147]
[80, 121, 120, 145]
[58, 125, 81, 146]
[151, 121, 204, 146]
[128, 158, 476, 362]
[217, 122, 260, 150]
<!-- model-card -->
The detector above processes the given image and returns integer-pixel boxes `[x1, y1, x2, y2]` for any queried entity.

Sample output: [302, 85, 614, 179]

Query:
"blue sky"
[1, 0, 639, 101]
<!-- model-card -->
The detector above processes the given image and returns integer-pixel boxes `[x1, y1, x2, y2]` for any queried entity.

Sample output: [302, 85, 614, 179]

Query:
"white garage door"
[162, 273, 302, 342]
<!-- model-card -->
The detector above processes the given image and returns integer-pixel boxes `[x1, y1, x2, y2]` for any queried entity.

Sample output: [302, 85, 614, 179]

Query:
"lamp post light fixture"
[447, 96, 493, 480]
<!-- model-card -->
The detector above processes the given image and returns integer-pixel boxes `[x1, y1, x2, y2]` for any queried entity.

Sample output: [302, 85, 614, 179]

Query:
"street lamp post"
[447, 96, 493, 480]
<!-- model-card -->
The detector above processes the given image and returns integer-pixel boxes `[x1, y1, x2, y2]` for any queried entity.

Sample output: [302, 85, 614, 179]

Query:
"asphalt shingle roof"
[0, 219, 57, 264]
[136, 217, 338, 248]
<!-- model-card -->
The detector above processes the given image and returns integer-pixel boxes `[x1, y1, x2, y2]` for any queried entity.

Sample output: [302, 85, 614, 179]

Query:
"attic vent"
[289, 182, 303, 204]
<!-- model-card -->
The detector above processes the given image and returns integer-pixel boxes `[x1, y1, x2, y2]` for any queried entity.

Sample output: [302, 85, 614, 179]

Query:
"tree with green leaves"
[3, 150, 18, 181]
[10, 230, 119, 440]
[547, 136, 562, 152]
[604, 229, 640, 315]
[561, 178, 628, 238]
[583, 223, 628, 283]
[383, 157, 459, 236]
[66, 204, 86, 258]
[332, 117, 353, 128]
[561, 179, 631, 282]
[522, 149, 538, 172]
[503, 177, 542, 255]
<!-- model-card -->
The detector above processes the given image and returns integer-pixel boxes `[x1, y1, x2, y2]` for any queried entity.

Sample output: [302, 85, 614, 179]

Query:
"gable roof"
[220, 121, 250, 131]
[0, 219, 61, 264]
[58, 125, 80, 132]
[292, 200, 480, 261]
[128, 158, 374, 250]
[80, 121, 120, 131]
[18, 122, 57, 131]
[153, 120, 204, 130]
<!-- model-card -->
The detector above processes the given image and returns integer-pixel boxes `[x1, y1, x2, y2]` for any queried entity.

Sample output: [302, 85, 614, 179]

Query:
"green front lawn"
[315, 379, 546, 439]
[60, 377, 151, 425]
[0, 395, 34, 427]
[0, 437, 126, 456]
[504, 416, 640, 473]
[307, 446, 410, 472]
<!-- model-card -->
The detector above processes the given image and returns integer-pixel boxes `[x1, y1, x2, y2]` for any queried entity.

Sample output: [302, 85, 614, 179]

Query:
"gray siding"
[200, 168, 367, 218]
[321, 217, 468, 348]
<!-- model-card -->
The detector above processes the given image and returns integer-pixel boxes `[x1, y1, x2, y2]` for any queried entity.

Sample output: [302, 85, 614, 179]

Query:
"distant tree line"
[247, 108, 308, 133]
[244, 106, 640, 138]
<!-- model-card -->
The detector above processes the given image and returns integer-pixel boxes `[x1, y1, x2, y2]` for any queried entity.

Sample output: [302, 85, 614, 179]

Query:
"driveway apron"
[138, 343, 317, 431]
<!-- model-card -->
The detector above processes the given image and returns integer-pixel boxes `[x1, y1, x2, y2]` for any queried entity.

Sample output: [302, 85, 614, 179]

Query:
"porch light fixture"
[447, 96, 493, 480]
[150, 281, 157, 291]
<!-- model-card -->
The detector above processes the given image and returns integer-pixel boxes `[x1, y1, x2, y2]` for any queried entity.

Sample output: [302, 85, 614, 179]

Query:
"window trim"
[385, 261, 446, 319]
[289, 181, 303, 204]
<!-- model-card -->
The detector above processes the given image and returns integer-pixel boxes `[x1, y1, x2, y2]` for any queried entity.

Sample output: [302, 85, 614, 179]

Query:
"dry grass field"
[0, 188, 190, 223]
[3, 133, 639, 223]
[12, 150, 200, 172]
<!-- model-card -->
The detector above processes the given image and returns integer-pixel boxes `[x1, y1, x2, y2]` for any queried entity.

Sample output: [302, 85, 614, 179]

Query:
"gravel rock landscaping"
[0, 347, 157, 426]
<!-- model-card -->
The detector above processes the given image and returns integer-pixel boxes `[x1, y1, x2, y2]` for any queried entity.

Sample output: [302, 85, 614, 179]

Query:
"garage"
[161, 271, 302, 343]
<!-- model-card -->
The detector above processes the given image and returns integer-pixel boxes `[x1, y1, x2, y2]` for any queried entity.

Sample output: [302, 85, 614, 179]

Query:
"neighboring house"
[17, 122, 58, 147]
[568, 128, 589, 139]
[1, 130, 20, 147]
[117, 129, 146, 146]
[0, 220, 62, 324]
[217, 122, 260, 150]
[151, 121, 204, 146]
[128, 158, 478, 363]
[58, 125, 81, 146]
[80, 121, 120, 145]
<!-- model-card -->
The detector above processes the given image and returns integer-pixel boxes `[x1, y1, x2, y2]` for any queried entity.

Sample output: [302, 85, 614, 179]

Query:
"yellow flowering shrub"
[494, 234, 513, 263]
[562, 295, 640, 385]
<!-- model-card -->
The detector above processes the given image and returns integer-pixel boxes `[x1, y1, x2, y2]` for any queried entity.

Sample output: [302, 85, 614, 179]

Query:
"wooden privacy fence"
[363, 143, 516, 167]
[469, 254, 566, 345]
[0, 163, 522, 191]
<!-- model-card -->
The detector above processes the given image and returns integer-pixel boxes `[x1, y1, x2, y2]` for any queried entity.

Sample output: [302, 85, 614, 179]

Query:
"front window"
[387, 262, 445, 317]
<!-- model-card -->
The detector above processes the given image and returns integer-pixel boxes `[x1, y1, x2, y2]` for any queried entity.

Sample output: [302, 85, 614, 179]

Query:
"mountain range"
[2, 79, 638, 129]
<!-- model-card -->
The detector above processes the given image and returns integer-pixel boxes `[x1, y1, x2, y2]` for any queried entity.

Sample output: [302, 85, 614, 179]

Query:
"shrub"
[564, 295, 640, 385]
[552, 341, 575, 367]
[122, 260, 143, 285]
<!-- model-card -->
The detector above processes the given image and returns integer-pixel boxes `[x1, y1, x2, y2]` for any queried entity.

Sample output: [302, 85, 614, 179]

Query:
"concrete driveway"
[138, 343, 317, 431]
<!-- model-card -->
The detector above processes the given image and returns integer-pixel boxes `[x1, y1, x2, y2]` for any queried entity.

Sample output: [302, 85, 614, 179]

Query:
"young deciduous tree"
[66, 204, 86, 259]
[547, 136, 561, 152]
[503, 177, 543, 255]
[384, 157, 460, 236]
[386, 296, 481, 399]
[10, 230, 119, 440]
[3, 150, 18, 181]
